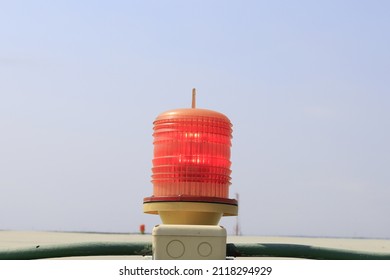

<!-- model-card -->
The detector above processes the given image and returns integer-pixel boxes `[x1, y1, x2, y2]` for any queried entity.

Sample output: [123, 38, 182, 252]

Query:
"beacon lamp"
[143, 89, 238, 260]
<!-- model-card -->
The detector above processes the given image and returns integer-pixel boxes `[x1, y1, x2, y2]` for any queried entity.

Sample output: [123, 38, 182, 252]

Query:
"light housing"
[144, 90, 237, 225]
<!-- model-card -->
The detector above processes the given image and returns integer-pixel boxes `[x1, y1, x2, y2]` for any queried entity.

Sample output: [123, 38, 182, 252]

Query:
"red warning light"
[152, 108, 232, 198]
[144, 89, 238, 225]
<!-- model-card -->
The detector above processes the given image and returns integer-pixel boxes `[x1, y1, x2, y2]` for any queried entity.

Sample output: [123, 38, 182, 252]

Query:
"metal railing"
[1, 242, 390, 260]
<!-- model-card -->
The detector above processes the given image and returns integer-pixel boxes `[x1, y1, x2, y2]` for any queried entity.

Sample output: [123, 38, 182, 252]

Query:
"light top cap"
[155, 108, 231, 123]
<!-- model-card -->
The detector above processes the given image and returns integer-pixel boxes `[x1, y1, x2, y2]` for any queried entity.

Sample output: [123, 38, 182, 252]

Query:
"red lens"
[152, 110, 232, 198]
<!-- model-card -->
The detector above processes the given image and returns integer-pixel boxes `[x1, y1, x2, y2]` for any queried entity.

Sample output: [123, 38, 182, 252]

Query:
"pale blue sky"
[1, 0, 389, 238]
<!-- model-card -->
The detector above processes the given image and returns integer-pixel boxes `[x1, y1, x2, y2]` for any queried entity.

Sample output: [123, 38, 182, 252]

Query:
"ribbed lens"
[151, 110, 232, 198]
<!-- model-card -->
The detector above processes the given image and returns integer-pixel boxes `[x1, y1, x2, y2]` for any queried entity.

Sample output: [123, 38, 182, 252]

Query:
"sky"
[1, 0, 389, 238]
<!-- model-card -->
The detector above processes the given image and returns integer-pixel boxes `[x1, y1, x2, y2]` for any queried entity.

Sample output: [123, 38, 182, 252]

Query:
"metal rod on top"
[192, 88, 196, 108]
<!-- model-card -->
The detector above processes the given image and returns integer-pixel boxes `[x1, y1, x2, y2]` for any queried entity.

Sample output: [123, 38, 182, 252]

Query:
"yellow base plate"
[143, 201, 238, 225]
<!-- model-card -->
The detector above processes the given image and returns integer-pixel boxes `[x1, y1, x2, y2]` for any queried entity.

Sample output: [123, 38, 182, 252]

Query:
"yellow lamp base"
[143, 201, 238, 225]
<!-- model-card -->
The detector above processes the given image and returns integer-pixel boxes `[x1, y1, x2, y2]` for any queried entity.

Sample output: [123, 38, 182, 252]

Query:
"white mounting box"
[152, 224, 227, 260]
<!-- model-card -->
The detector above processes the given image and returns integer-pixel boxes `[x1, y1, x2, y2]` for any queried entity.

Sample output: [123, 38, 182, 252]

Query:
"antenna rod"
[192, 88, 196, 108]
